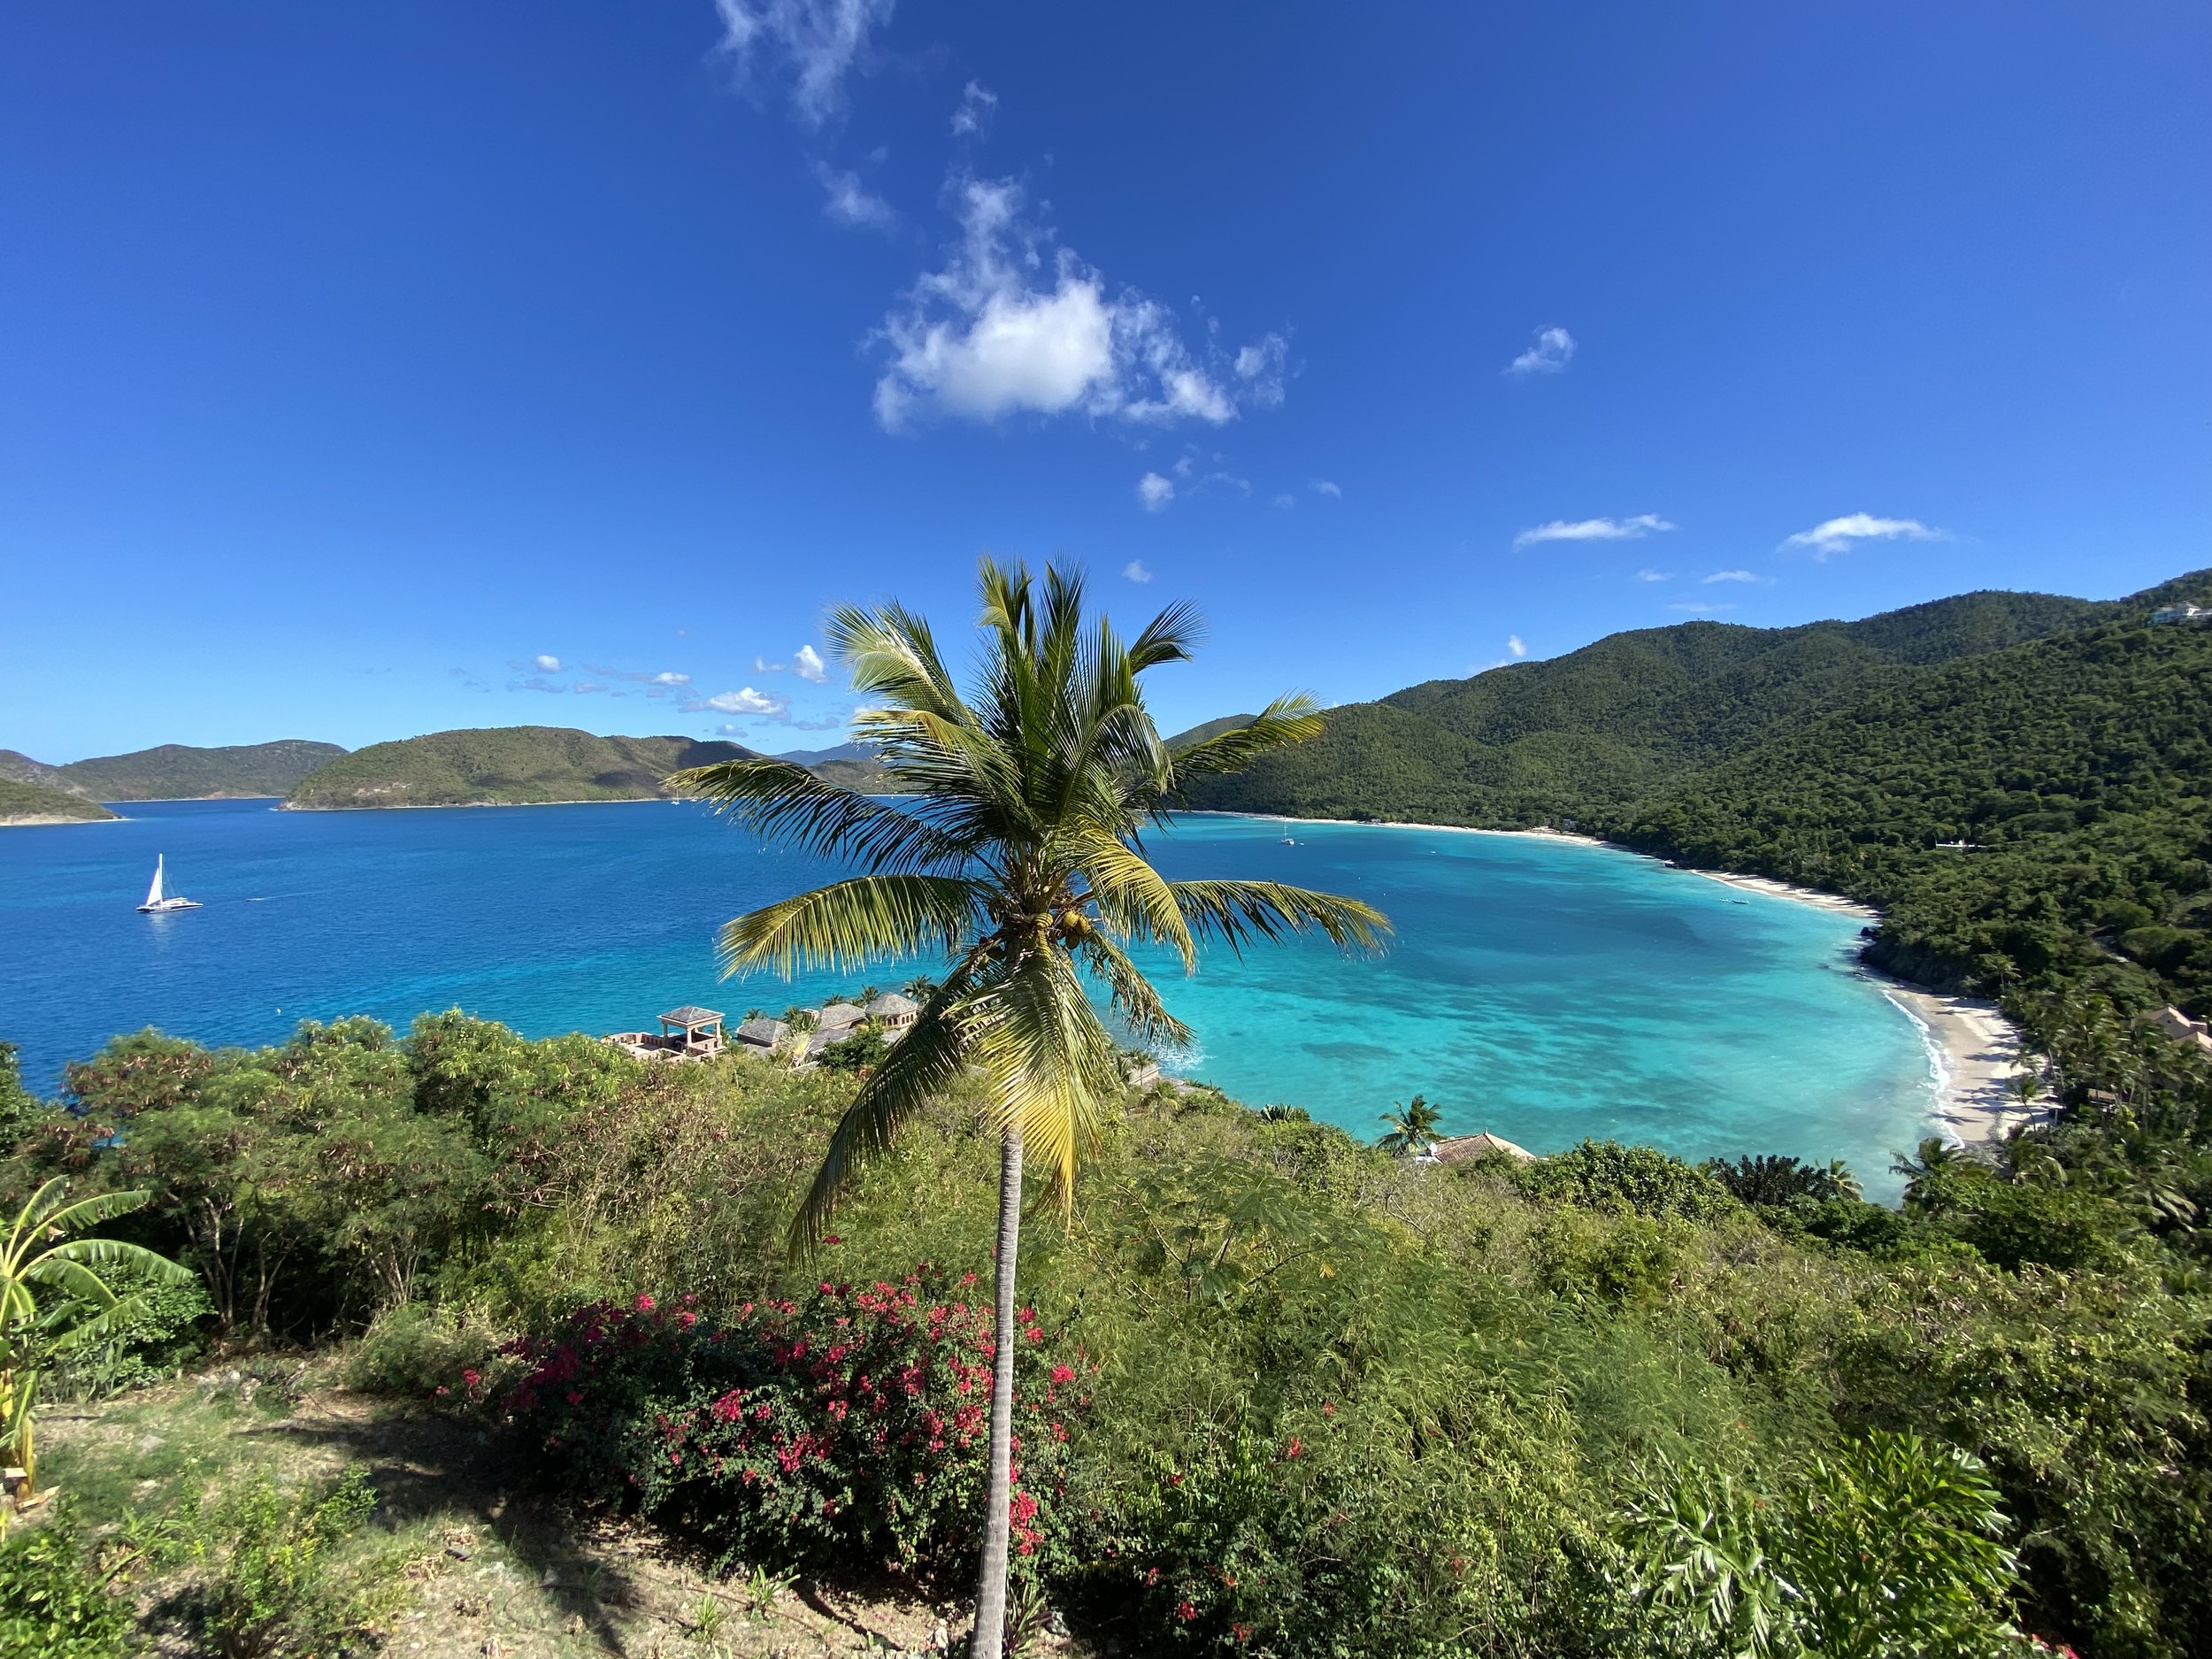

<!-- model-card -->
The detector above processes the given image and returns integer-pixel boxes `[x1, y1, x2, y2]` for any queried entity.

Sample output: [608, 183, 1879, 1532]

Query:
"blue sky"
[3, 3, 2206, 760]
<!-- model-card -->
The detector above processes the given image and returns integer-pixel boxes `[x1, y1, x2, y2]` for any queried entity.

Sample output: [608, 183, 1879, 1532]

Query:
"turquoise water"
[0, 799, 1936, 1195]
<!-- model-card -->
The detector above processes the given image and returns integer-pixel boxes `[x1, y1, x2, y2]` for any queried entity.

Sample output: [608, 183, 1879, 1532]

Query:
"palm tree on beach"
[673, 559, 1388, 1659]
[1376, 1094, 1445, 1155]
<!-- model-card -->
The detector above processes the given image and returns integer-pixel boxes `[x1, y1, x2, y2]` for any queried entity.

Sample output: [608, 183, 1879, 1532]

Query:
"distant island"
[0, 739, 347, 803]
[0, 777, 118, 826]
[282, 726, 771, 809]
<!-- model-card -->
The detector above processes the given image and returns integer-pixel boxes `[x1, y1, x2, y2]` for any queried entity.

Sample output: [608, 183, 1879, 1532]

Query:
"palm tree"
[3, 1179, 192, 1507]
[673, 559, 1387, 1659]
[1376, 1094, 1445, 1155]
[1824, 1158, 1863, 1202]
[902, 973, 941, 1000]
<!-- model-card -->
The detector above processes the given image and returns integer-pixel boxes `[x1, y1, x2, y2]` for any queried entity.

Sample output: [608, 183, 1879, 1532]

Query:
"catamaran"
[138, 855, 202, 913]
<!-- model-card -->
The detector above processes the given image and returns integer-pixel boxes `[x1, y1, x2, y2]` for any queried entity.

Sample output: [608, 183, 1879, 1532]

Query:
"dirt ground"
[33, 1366, 1094, 1659]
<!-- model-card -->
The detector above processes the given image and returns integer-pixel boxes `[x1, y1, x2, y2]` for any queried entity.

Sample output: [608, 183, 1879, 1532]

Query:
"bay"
[0, 799, 1937, 1196]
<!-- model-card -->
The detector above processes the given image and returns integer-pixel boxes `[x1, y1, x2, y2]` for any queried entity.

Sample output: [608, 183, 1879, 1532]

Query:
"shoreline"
[1196, 808, 2027, 1150]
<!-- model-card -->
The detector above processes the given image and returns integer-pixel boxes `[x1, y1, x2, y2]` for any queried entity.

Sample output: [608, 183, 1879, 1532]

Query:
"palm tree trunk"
[971, 1123, 1024, 1659]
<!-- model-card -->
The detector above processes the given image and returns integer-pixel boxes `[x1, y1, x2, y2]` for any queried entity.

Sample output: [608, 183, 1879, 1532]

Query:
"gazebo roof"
[864, 992, 921, 1017]
[734, 1017, 787, 1045]
[1432, 1131, 1535, 1164]
[813, 1002, 866, 1029]
[658, 1005, 725, 1028]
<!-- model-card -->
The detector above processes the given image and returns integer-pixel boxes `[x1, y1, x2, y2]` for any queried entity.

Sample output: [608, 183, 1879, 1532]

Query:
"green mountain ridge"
[1183, 572, 2212, 1010]
[1, 740, 347, 801]
[285, 726, 769, 808]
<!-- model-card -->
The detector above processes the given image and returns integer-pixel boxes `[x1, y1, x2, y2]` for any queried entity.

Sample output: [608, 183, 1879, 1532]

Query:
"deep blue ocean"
[0, 799, 1936, 1195]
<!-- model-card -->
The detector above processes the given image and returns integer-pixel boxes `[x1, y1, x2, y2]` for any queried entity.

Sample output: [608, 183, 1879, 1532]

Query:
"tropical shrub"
[184, 1468, 386, 1659]
[0, 1511, 132, 1659]
[1612, 1431, 2022, 1657]
[496, 1269, 1088, 1584]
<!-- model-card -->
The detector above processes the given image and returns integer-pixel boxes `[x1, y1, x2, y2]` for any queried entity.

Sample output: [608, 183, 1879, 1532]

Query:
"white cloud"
[1667, 601, 1737, 614]
[533, 654, 562, 672]
[572, 680, 608, 694]
[1634, 568, 1673, 583]
[1782, 513, 1949, 560]
[1309, 478, 1341, 498]
[754, 655, 785, 672]
[950, 79, 997, 137]
[1136, 472, 1174, 512]
[711, 0, 893, 127]
[1508, 634, 1527, 657]
[1272, 493, 1296, 510]
[1122, 559, 1153, 583]
[793, 644, 828, 683]
[1505, 325, 1576, 376]
[1514, 513, 1674, 549]
[872, 177, 1284, 431]
[1703, 569, 1762, 584]
[813, 162, 895, 230]
[692, 687, 789, 716]
[585, 664, 694, 697]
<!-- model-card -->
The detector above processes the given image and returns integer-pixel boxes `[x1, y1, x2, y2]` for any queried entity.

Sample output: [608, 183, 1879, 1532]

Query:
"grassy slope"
[54, 740, 348, 799]
[285, 727, 762, 808]
[0, 777, 118, 823]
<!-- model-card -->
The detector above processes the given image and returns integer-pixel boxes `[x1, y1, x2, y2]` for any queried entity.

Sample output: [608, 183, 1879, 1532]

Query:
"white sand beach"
[1689, 868, 1880, 920]
[1881, 987, 2039, 1148]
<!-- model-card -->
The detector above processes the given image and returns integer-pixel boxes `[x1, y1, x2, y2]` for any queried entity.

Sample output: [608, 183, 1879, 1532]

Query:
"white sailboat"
[138, 855, 202, 913]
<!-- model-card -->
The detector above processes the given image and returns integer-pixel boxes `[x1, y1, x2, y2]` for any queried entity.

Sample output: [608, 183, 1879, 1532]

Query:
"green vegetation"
[48, 741, 346, 802]
[284, 726, 761, 808]
[0, 780, 114, 826]
[1184, 571, 2212, 1013]
[4, 1007, 2206, 1655]
[673, 559, 1384, 1656]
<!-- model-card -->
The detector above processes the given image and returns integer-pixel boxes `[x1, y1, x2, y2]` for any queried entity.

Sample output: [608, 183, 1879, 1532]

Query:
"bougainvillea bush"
[493, 1267, 1088, 1585]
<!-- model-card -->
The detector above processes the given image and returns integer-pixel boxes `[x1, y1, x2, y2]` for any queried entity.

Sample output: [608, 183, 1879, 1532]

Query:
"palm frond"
[1076, 834, 1198, 969]
[20, 1187, 154, 1240]
[969, 947, 1121, 1214]
[826, 602, 968, 721]
[1075, 933, 1193, 1048]
[669, 758, 971, 872]
[1169, 879, 1393, 956]
[787, 957, 993, 1256]
[1167, 694, 1326, 781]
[718, 875, 986, 979]
[29, 1237, 194, 1285]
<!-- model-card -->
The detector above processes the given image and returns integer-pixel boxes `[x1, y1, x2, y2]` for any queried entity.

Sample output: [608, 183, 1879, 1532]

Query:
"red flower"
[1285, 1437, 1303, 1458]
[1051, 1364, 1076, 1385]
[634, 1294, 656, 1312]
[1177, 1601, 1197, 1622]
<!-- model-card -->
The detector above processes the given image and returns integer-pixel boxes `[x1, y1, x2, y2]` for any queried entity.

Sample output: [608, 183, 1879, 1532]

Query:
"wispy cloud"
[1667, 601, 1737, 614]
[1136, 472, 1174, 512]
[1309, 478, 1341, 499]
[1634, 568, 1673, 583]
[1783, 512, 1948, 560]
[872, 177, 1285, 431]
[1505, 325, 1575, 376]
[572, 680, 608, 695]
[1271, 493, 1296, 511]
[584, 664, 694, 698]
[793, 644, 829, 683]
[813, 161, 895, 230]
[1122, 559, 1153, 583]
[950, 79, 997, 137]
[1507, 634, 1527, 657]
[1514, 513, 1674, 549]
[1702, 569, 1763, 584]
[687, 687, 790, 717]
[711, 0, 894, 127]
[754, 655, 786, 672]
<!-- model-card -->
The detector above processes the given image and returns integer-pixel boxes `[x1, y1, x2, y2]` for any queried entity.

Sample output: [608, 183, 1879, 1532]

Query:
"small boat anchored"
[138, 855, 202, 914]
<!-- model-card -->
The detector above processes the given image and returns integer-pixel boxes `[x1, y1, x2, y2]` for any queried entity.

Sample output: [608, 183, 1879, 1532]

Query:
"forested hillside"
[286, 726, 762, 808]
[1, 740, 347, 800]
[0, 777, 117, 825]
[1185, 572, 2212, 1010]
